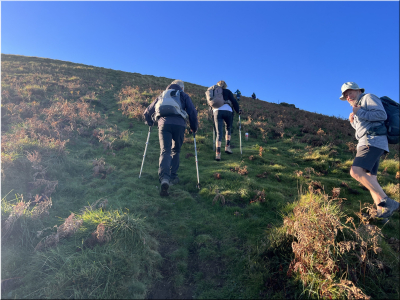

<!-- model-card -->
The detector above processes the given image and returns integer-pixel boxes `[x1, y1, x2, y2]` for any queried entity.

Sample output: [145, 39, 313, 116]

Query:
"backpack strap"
[171, 90, 188, 120]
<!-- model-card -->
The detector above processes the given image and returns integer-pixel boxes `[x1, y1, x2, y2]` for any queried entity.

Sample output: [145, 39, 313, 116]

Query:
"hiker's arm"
[184, 94, 198, 133]
[143, 98, 157, 126]
[228, 90, 240, 113]
[355, 94, 387, 122]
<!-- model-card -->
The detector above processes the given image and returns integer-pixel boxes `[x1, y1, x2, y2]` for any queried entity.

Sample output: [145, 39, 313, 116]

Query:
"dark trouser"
[158, 124, 185, 182]
[213, 110, 233, 142]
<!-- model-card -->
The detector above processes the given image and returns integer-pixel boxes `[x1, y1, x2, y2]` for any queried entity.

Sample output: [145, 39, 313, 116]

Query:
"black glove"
[239, 109, 242, 115]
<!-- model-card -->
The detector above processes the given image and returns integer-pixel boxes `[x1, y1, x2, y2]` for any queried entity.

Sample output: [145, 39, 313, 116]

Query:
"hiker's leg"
[350, 166, 387, 206]
[158, 125, 173, 182]
[213, 111, 223, 154]
[223, 111, 233, 146]
[226, 134, 231, 145]
[366, 156, 386, 204]
[170, 125, 185, 179]
[351, 146, 386, 206]
[368, 174, 387, 205]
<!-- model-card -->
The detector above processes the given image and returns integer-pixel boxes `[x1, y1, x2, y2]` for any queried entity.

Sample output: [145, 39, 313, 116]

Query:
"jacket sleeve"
[228, 90, 240, 113]
[355, 94, 387, 122]
[143, 97, 158, 126]
[183, 93, 198, 132]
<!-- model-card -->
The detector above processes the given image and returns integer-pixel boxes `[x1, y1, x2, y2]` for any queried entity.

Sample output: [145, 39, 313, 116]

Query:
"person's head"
[340, 82, 365, 105]
[217, 80, 227, 89]
[171, 80, 185, 91]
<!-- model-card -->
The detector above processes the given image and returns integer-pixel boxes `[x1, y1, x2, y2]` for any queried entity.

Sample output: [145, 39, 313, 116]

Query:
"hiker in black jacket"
[212, 80, 241, 161]
[143, 80, 198, 196]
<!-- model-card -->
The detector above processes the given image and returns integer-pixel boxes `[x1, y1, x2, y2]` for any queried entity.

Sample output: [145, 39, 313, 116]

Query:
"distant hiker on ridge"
[252, 93, 256, 100]
[235, 89, 242, 101]
[340, 81, 399, 220]
[143, 80, 198, 197]
[205, 80, 241, 161]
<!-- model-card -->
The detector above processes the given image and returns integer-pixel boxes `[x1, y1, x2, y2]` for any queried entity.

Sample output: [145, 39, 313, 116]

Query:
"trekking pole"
[238, 114, 242, 155]
[193, 132, 201, 189]
[139, 125, 152, 178]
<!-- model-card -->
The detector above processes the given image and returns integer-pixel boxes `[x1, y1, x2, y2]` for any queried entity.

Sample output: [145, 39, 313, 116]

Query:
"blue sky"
[1, 1, 399, 119]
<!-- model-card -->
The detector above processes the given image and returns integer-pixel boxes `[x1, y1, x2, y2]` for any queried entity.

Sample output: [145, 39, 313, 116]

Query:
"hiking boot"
[170, 177, 180, 186]
[160, 179, 169, 197]
[225, 145, 233, 154]
[377, 197, 399, 219]
[215, 153, 221, 161]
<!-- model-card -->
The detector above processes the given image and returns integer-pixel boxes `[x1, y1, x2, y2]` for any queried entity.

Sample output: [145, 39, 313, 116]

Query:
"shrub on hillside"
[283, 194, 396, 299]
[117, 86, 161, 121]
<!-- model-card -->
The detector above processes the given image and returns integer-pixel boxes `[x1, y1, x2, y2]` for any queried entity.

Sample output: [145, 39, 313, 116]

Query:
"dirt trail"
[147, 241, 196, 299]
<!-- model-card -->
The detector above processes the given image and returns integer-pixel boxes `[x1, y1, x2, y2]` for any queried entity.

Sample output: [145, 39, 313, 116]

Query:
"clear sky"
[1, 1, 399, 119]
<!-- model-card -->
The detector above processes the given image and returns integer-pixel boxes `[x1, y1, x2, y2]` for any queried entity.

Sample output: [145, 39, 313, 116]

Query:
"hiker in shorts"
[212, 80, 241, 161]
[235, 89, 242, 101]
[143, 80, 198, 197]
[252, 93, 256, 100]
[340, 82, 399, 219]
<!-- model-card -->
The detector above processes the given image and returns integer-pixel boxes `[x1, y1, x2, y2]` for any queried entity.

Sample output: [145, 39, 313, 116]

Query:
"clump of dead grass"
[250, 190, 266, 204]
[284, 193, 386, 299]
[92, 157, 115, 179]
[3, 200, 30, 235]
[230, 165, 248, 175]
[31, 196, 53, 219]
[82, 222, 112, 249]
[35, 213, 84, 251]
[1, 194, 53, 241]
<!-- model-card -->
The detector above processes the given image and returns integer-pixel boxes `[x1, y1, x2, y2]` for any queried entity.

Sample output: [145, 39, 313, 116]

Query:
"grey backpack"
[205, 85, 227, 109]
[153, 89, 188, 121]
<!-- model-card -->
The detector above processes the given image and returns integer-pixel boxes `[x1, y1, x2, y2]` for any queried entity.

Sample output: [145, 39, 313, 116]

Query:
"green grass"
[1, 54, 399, 299]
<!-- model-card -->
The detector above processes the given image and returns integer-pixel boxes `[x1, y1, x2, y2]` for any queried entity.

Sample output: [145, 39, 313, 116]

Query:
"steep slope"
[1, 54, 399, 299]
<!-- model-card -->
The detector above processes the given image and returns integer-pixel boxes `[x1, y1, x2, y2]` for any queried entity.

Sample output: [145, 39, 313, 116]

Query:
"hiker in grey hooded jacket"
[349, 93, 389, 153]
[340, 82, 398, 220]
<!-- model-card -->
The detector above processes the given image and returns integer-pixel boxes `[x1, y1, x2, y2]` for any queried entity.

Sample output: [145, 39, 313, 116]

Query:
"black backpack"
[367, 96, 399, 144]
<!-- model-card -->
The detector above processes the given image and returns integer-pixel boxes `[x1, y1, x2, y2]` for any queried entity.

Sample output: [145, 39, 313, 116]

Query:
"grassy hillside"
[1, 54, 399, 299]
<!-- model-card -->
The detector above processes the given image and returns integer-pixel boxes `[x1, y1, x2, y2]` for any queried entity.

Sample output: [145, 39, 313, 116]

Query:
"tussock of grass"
[282, 192, 399, 299]
[4, 206, 161, 299]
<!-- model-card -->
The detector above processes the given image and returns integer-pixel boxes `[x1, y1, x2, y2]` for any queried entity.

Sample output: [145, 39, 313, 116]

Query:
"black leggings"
[213, 110, 233, 142]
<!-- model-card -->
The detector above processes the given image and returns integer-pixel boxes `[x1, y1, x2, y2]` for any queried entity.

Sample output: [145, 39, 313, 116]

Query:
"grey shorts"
[352, 145, 385, 175]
